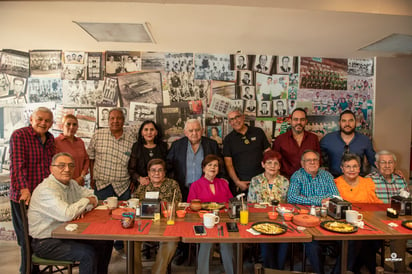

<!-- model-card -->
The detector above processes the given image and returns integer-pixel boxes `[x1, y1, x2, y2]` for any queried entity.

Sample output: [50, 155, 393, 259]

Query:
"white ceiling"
[1, 0, 412, 57]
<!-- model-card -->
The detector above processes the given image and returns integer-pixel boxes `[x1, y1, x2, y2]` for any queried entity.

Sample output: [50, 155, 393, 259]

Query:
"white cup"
[103, 196, 118, 209]
[203, 213, 220, 229]
[345, 210, 363, 224]
[127, 198, 139, 208]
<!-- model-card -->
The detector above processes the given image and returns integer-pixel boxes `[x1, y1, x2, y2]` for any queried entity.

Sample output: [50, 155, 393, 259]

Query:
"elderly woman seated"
[333, 153, 382, 274]
[133, 158, 182, 274]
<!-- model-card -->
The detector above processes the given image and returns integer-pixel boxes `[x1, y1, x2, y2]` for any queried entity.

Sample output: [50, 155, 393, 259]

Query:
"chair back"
[19, 199, 33, 274]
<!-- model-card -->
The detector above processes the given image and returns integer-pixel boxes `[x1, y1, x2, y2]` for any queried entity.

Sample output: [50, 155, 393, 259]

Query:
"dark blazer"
[166, 136, 221, 200]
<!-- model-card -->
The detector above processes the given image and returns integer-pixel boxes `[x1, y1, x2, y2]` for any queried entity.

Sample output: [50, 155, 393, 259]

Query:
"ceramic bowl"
[198, 210, 209, 218]
[283, 212, 294, 221]
[268, 211, 278, 220]
[176, 210, 186, 218]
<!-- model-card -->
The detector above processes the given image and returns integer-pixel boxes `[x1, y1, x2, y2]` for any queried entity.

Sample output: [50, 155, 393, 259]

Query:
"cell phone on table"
[226, 222, 239, 232]
[193, 225, 207, 236]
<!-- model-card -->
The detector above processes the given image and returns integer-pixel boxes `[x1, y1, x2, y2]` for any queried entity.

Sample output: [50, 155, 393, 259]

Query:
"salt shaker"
[310, 205, 316, 216]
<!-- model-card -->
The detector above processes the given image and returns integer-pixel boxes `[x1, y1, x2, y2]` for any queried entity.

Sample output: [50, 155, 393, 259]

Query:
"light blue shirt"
[185, 144, 204, 187]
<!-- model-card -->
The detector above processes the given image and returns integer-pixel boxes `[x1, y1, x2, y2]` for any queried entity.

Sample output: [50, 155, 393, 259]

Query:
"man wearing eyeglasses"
[320, 109, 375, 177]
[288, 149, 339, 274]
[9, 106, 55, 274]
[29, 152, 113, 274]
[273, 108, 320, 179]
[223, 109, 271, 194]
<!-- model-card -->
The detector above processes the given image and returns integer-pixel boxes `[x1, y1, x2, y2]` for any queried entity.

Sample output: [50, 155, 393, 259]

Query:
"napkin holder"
[228, 198, 243, 219]
[140, 199, 161, 219]
[327, 197, 352, 219]
[391, 196, 412, 216]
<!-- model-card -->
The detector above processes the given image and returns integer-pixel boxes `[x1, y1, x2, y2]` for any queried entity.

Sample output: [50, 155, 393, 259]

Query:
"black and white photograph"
[244, 99, 256, 117]
[87, 52, 103, 80]
[29, 50, 62, 76]
[27, 77, 62, 103]
[238, 70, 253, 86]
[164, 52, 194, 73]
[61, 64, 85, 80]
[117, 71, 162, 108]
[6, 75, 26, 100]
[63, 51, 86, 64]
[289, 99, 297, 114]
[129, 102, 157, 123]
[211, 81, 236, 103]
[234, 54, 248, 70]
[208, 94, 232, 117]
[102, 77, 119, 105]
[2, 106, 26, 140]
[62, 80, 104, 107]
[240, 86, 255, 100]
[194, 53, 235, 81]
[141, 52, 165, 71]
[160, 104, 190, 143]
[257, 100, 271, 117]
[230, 99, 243, 112]
[0, 73, 10, 97]
[252, 54, 273, 74]
[0, 50, 30, 78]
[273, 99, 287, 117]
[348, 58, 374, 77]
[277, 56, 294, 74]
[105, 51, 141, 76]
[97, 106, 114, 128]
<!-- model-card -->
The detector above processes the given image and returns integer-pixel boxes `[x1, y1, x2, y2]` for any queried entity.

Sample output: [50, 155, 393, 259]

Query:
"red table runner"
[163, 221, 229, 238]
[82, 219, 152, 235]
[71, 209, 111, 223]
[380, 220, 412, 234]
[315, 222, 384, 235]
[238, 222, 303, 238]
[351, 203, 389, 211]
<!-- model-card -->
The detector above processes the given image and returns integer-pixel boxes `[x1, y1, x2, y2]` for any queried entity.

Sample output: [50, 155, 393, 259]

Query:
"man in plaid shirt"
[9, 106, 55, 274]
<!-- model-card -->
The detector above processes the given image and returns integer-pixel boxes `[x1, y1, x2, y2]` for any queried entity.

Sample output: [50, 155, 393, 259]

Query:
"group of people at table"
[8, 105, 410, 274]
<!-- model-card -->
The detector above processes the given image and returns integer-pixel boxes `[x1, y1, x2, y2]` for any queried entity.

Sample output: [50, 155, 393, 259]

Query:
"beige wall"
[374, 56, 412, 178]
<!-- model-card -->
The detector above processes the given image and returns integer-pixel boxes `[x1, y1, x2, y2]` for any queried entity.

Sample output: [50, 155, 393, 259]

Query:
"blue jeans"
[11, 200, 27, 274]
[260, 243, 289, 269]
[32, 238, 113, 274]
[304, 241, 324, 274]
[197, 243, 234, 274]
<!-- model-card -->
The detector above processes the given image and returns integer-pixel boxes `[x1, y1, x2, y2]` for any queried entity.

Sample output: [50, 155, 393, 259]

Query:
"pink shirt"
[55, 134, 89, 179]
[187, 176, 233, 203]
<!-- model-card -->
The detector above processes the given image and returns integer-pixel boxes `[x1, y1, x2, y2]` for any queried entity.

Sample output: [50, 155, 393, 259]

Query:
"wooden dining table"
[51, 203, 412, 274]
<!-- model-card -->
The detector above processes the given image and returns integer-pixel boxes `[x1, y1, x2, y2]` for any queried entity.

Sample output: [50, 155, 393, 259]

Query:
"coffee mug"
[345, 210, 363, 224]
[127, 198, 139, 208]
[103, 196, 118, 209]
[203, 213, 220, 229]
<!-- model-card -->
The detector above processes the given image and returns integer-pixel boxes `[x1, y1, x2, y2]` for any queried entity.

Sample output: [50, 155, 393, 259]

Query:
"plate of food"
[401, 220, 412, 230]
[320, 221, 358, 234]
[201, 202, 225, 210]
[251, 222, 287, 235]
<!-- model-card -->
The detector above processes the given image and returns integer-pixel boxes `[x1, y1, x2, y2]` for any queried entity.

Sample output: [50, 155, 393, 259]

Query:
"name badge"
[145, 191, 159, 199]
[251, 137, 256, 141]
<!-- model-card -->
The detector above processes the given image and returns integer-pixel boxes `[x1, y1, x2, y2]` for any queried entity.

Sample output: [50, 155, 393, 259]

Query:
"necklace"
[149, 150, 154, 157]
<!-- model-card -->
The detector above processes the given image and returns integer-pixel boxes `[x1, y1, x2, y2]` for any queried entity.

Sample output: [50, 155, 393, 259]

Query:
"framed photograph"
[129, 102, 157, 123]
[87, 52, 103, 80]
[238, 70, 253, 86]
[194, 53, 235, 81]
[0, 73, 10, 97]
[234, 54, 248, 70]
[273, 99, 287, 117]
[164, 52, 194, 73]
[141, 52, 165, 71]
[252, 54, 273, 74]
[27, 77, 62, 103]
[244, 100, 256, 117]
[277, 56, 294, 74]
[29, 50, 62, 76]
[97, 106, 114, 128]
[105, 51, 141, 76]
[207, 125, 223, 146]
[257, 101, 271, 117]
[63, 51, 86, 64]
[102, 77, 119, 105]
[230, 99, 244, 112]
[61, 64, 85, 80]
[255, 119, 274, 144]
[0, 50, 30, 78]
[240, 86, 255, 100]
[6, 75, 26, 100]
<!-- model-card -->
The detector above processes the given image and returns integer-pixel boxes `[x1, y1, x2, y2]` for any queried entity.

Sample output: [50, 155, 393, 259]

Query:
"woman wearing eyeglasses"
[55, 114, 89, 186]
[133, 158, 182, 274]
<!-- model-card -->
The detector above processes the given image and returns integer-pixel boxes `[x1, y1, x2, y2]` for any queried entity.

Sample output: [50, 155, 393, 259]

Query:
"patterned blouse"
[134, 177, 182, 203]
[247, 172, 289, 203]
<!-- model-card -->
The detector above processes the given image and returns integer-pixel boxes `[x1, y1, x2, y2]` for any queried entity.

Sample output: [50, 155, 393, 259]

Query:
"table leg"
[237, 243, 243, 274]
[127, 241, 134, 274]
[340, 240, 348, 274]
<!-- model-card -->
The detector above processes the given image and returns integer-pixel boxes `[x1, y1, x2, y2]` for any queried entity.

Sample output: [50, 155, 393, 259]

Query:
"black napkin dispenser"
[391, 196, 412, 216]
[327, 197, 352, 219]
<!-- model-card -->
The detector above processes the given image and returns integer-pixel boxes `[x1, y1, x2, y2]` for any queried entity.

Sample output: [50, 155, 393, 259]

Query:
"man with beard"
[320, 110, 375, 177]
[272, 108, 320, 178]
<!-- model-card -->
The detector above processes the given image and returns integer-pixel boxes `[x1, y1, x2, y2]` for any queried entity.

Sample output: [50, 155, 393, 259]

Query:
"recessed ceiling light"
[73, 22, 156, 43]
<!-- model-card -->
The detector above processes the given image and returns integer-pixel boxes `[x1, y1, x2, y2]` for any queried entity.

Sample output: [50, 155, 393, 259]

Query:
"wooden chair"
[19, 200, 77, 274]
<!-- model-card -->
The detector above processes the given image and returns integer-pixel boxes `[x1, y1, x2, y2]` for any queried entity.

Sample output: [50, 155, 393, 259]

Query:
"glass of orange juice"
[239, 205, 249, 225]
[167, 203, 175, 225]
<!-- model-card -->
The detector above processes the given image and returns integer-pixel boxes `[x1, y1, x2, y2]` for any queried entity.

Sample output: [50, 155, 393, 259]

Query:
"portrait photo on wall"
[244, 99, 256, 117]
[252, 54, 274, 74]
[240, 86, 255, 100]
[29, 50, 62, 76]
[0, 73, 10, 97]
[87, 52, 103, 80]
[63, 51, 86, 65]
[257, 100, 271, 117]
[276, 56, 294, 74]
[117, 71, 162, 108]
[273, 99, 287, 117]
[0, 50, 30, 78]
[207, 125, 223, 146]
[238, 70, 254, 86]
[233, 54, 249, 70]
[230, 99, 244, 111]
[6, 75, 26, 99]
[97, 106, 114, 128]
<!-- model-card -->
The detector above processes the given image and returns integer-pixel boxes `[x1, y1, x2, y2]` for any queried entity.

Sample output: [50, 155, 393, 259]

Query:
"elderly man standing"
[167, 118, 220, 265]
[223, 109, 270, 193]
[29, 152, 113, 274]
[87, 108, 136, 256]
[320, 110, 375, 177]
[272, 108, 320, 179]
[9, 106, 55, 274]
[366, 150, 410, 273]
[288, 150, 339, 274]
